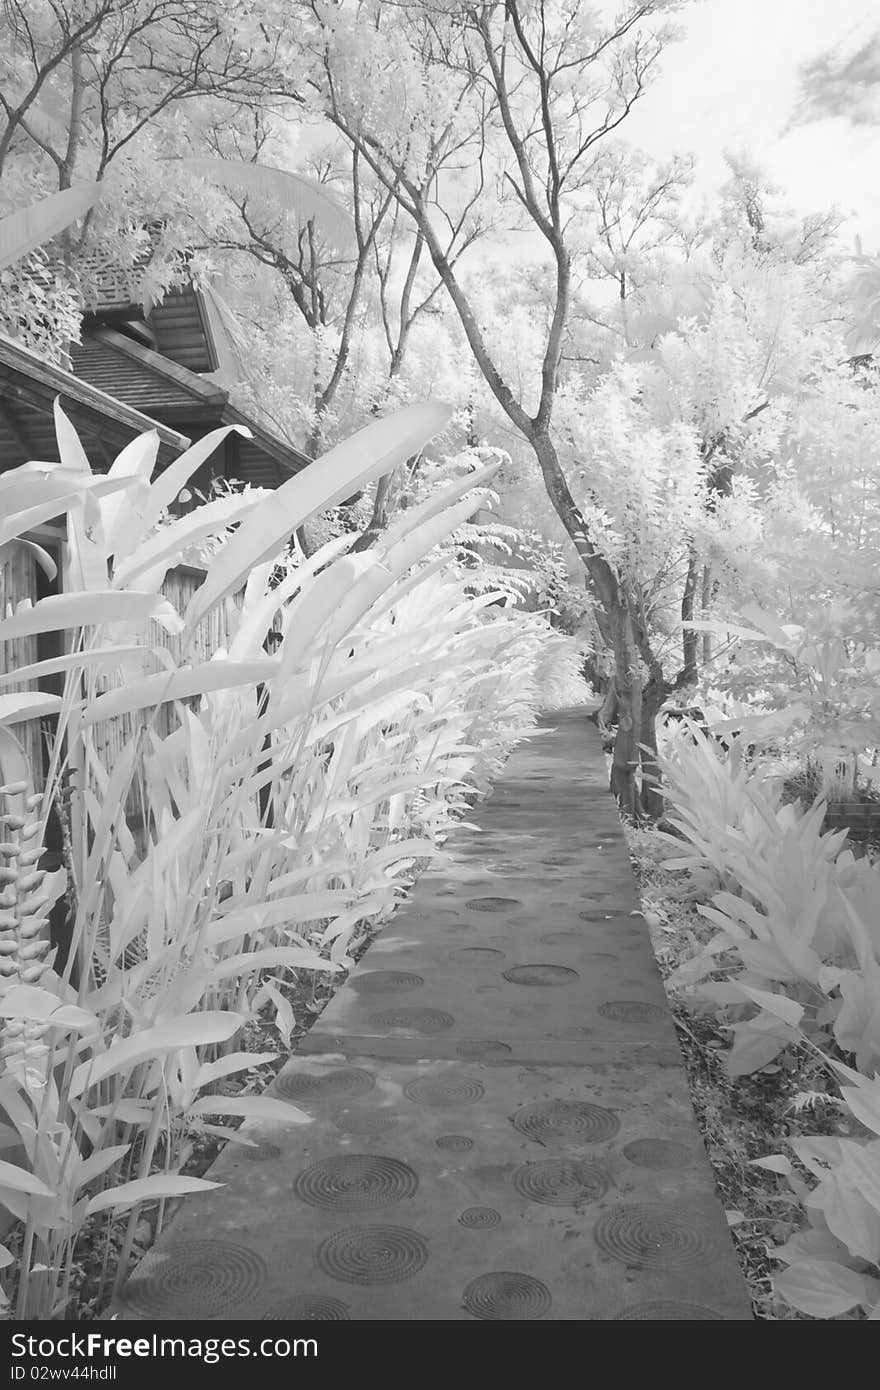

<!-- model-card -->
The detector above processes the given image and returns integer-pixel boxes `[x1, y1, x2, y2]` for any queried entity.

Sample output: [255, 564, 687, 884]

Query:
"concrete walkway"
[115, 710, 752, 1321]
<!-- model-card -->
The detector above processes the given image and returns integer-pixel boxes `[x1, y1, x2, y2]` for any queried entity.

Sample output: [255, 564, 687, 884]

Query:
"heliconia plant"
[0, 402, 580, 1316]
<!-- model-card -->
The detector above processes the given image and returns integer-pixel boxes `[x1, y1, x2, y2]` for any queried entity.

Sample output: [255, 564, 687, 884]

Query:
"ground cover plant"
[631, 718, 880, 1319]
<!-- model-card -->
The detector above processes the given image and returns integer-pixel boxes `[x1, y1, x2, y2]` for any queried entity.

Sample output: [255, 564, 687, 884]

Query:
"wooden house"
[69, 280, 311, 491]
[0, 330, 190, 470]
[1, 276, 310, 796]
[1, 267, 310, 483]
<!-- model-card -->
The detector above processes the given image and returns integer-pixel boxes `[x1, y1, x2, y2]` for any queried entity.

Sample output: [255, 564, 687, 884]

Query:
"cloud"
[791, 34, 880, 126]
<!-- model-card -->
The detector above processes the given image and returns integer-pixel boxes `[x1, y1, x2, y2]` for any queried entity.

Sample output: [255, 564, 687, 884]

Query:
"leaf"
[112, 490, 261, 589]
[0, 474, 134, 549]
[115, 427, 252, 556]
[89, 1101, 153, 1126]
[0, 1159, 54, 1199]
[774, 1228, 852, 1264]
[838, 1142, 880, 1213]
[680, 617, 778, 645]
[196, 1052, 277, 1089]
[187, 1096, 310, 1123]
[379, 461, 500, 549]
[840, 1080, 880, 1138]
[737, 985, 805, 1028]
[739, 603, 800, 646]
[0, 590, 178, 640]
[775, 1259, 872, 1317]
[172, 158, 355, 249]
[791, 1136, 843, 1177]
[86, 1174, 221, 1215]
[98, 430, 160, 549]
[48, 1006, 99, 1039]
[0, 986, 95, 1033]
[69, 1012, 243, 1098]
[183, 403, 452, 633]
[751, 1154, 795, 1177]
[821, 1172, 880, 1261]
[726, 1014, 798, 1076]
[81, 657, 278, 724]
[76, 1144, 131, 1189]
[0, 692, 62, 726]
[0, 643, 151, 690]
[0, 183, 102, 270]
[260, 980, 294, 1048]
[208, 946, 339, 983]
[15, 539, 57, 582]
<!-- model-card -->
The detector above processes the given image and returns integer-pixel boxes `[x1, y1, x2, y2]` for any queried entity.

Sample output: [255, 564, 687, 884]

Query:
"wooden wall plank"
[0, 543, 44, 783]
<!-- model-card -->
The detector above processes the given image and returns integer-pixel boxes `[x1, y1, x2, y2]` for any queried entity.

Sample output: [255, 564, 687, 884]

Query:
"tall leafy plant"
[0, 399, 504, 1314]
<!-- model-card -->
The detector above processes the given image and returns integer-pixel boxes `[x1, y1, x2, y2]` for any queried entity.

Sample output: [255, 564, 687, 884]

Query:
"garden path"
[114, 709, 753, 1321]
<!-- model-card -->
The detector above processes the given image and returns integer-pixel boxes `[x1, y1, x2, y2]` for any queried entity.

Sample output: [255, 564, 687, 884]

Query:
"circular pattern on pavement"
[458, 1207, 502, 1229]
[598, 1000, 666, 1024]
[293, 1155, 418, 1212]
[239, 1141, 282, 1163]
[513, 1158, 610, 1206]
[465, 897, 521, 912]
[593, 1204, 722, 1270]
[331, 1108, 399, 1136]
[274, 1067, 374, 1104]
[435, 1134, 473, 1151]
[263, 1295, 351, 1320]
[614, 1301, 728, 1320]
[503, 964, 579, 986]
[538, 930, 583, 947]
[369, 1007, 455, 1033]
[314, 1225, 428, 1285]
[122, 1241, 267, 1319]
[448, 946, 505, 963]
[405, 1076, 484, 1107]
[349, 971, 424, 994]
[623, 1138, 691, 1169]
[512, 1099, 620, 1145]
[463, 1272, 552, 1321]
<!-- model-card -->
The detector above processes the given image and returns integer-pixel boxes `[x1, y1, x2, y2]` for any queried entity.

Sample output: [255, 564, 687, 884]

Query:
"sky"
[626, 0, 880, 248]
[291, 0, 880, 256]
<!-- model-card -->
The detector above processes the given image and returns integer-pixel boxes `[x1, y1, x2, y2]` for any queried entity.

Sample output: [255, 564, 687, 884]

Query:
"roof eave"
[0, 332, 190, 454]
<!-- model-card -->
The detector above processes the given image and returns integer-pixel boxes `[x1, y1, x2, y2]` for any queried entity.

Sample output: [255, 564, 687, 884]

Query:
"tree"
[289, 0, 691, 811]
[0, 0, 301, 357]
[0, 1, 292, 186]
[199, 116, 452, 471]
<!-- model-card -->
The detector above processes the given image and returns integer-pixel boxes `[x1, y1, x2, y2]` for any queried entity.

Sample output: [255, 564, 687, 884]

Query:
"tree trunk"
[606, 595, 642, 817]
[596, 679, 617, 735]
[701, 564, 714, 666]
[519, 430, 650, 814]
[638, 674, 668, 819]
[681, 547, 699, 689]
[349, 466, 401, 553]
